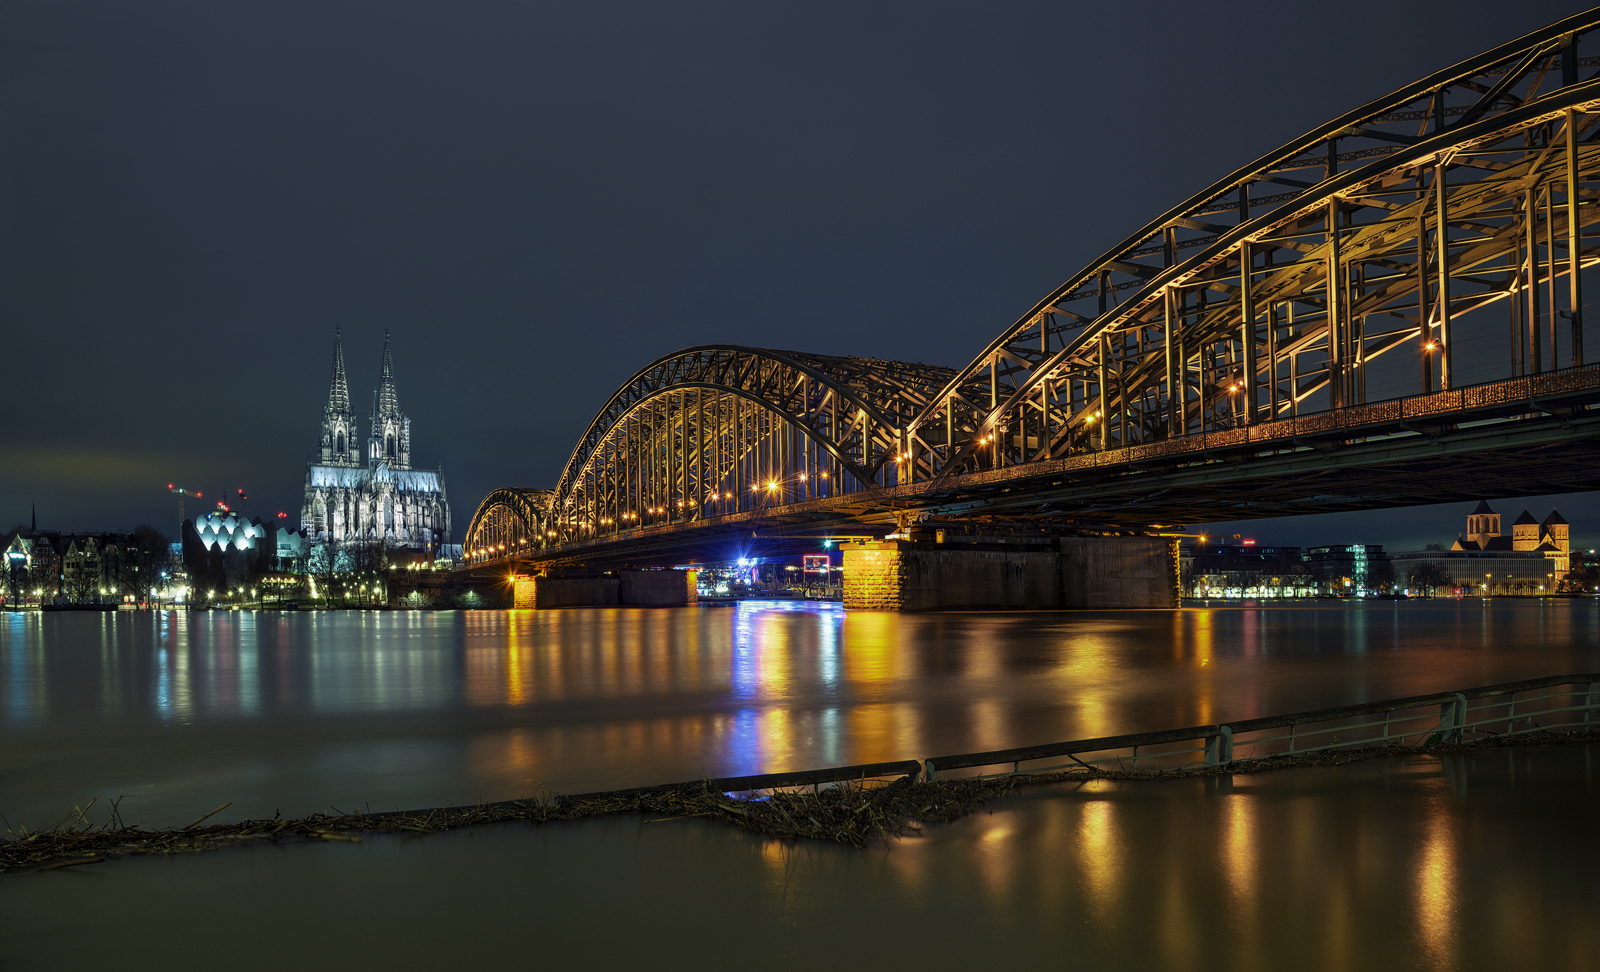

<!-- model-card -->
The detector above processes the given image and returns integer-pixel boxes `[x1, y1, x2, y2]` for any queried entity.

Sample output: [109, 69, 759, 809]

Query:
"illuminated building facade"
[1449, 501, 1570, 578]
[300, 331, 451, 551]
[1388, 501, 1572, 592]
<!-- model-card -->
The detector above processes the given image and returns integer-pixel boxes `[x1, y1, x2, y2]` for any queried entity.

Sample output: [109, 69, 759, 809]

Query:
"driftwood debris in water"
[4, 728, 1597, 873]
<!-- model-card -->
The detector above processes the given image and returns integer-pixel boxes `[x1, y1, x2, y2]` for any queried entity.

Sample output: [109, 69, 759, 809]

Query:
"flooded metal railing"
[920, 673, 1599, 784]
[556, 673, 1598, 801]
[561, 760, 926, 801]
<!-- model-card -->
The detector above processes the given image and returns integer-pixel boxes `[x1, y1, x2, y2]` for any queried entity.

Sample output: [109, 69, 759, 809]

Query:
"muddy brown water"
[2, 600, 1597, 968]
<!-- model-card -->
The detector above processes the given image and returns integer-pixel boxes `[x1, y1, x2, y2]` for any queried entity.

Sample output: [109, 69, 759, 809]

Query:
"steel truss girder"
[469, 13, 1600, 570]
[462, 487, 555, 561]
[544, 346, 954, 547]
[908, 12, 1600, 486]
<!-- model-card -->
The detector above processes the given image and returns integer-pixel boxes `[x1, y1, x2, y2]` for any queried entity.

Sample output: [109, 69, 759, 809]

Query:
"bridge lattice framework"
[465, 10, 1600, 565]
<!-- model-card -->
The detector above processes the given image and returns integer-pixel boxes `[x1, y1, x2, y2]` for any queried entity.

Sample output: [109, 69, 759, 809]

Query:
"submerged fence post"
[1441, 692, 1467, 743]
[1205, 725, 1234, 765]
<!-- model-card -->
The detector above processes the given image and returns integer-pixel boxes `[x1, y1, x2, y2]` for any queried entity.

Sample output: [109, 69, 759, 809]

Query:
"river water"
[2, 601, 1598, 968]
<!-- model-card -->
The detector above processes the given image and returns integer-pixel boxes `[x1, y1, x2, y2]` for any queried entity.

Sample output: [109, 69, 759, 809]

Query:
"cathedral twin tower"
[301, 331, 451, 551]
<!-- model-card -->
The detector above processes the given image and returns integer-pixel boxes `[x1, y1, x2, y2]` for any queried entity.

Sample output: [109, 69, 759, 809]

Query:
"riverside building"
[1388, 500, 1570, 593]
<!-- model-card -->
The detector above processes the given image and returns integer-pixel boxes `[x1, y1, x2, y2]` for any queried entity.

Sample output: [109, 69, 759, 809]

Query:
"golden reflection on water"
[845, 704, 905, 765]
[837, 611, 914, 763]
[505, 612, 527, 707]
[970, 819, 1017, 906]
[1222, 794, 1256, 903]
[1157, 861, 1201, 972]
[468, 727, 542, 787]
[1192, 608, 1214, 669]
[1221, 795, 1260, 971]
[842, 611, 898, 693]
[1076, 795, 1120, 927]
[1416, 787, 1458, 970]
[1050, 624, 1124, 740]
[755, 610, 795, 696]
[1323, 866, 1353, 972]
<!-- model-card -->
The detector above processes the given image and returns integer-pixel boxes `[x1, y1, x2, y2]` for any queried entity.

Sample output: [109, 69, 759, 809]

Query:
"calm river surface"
[2, 600, 1598, 969]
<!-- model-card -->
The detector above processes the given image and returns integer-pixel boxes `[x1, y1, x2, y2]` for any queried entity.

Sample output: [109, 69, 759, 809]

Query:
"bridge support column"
[842, 536, 1178, 612]
[513, 575, 539, 609]
[511, 575, 620, 609]
[510, 569, 698, 609]
[619, 569, 699, 606]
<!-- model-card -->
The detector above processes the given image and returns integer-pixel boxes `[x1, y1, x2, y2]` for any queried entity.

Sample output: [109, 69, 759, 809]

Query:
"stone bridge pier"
[511, 569, 698, 609]
[841, 536, 1178, 611]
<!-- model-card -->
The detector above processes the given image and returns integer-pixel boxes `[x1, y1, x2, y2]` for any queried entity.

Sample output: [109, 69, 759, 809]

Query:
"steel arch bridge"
[465, 10, 1600, 569]
[463, 346, 954, 563]
[906, 9, 1600, 483]
[461, 488, 554, 559]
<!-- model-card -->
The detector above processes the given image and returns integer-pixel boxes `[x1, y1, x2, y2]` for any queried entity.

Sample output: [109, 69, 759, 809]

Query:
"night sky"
[2, 0, 1593, 553]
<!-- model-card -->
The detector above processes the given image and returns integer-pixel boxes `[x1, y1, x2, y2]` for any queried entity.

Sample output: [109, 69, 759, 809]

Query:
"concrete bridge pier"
[841, 536, 1178, 611]
[511, 569, 698, 609]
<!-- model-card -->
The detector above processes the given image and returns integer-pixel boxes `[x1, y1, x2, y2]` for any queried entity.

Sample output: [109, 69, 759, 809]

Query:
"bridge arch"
[547, 346, 954, 544]
[908, 11, 1600, 483]
[462, 487, 554, 564]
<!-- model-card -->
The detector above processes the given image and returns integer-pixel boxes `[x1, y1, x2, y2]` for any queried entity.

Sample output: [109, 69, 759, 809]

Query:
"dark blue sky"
[1, 0, 1592, 551]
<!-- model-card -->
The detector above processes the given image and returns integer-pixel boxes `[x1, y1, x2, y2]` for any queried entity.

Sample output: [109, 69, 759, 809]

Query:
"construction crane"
[168, 484, 201, 538]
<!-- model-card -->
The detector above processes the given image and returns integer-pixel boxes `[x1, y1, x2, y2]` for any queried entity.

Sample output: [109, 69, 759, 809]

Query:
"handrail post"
[1205, 725, 1234, 765]
[1440, 692, 1467, 743]
[1586, 682, 1598, 725]
[922, 759, 937, 783]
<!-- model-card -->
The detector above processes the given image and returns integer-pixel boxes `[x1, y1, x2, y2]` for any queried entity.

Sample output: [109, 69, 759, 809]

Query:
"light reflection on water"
[1416, 785, 1459, 971]
[0, 599, 1596, 830]
[4, 746, 1592, 970]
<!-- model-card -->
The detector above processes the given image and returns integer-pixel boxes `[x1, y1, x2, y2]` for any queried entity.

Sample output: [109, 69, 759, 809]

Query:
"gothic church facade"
[301, 332, 451, 551]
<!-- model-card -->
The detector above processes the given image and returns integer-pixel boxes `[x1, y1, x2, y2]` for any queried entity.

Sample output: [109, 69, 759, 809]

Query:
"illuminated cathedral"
[300, 331, 451, 551]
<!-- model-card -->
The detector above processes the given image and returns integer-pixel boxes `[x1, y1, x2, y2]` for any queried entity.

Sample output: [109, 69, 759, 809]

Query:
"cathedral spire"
[318, 328, 359, 466]
[326, 327, 351, 415]
[369, 329, 411, 469]
[374, 329, 399, 418]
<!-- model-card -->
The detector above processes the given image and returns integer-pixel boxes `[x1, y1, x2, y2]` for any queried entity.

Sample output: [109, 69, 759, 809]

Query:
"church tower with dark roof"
[1541, 510, 1570, 575]
[1466, 500, 1500, 549]
[1511, 510, 1542, 551]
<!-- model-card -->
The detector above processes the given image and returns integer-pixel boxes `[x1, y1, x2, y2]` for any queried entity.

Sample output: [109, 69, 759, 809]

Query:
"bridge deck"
[466, 366, 1600, 571]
